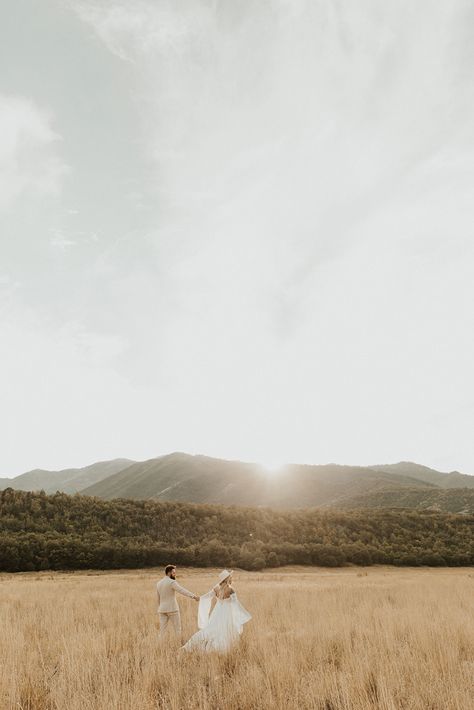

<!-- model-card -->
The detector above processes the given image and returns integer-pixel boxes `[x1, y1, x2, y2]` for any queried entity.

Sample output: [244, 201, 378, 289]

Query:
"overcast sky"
[1, 0, 473, 477]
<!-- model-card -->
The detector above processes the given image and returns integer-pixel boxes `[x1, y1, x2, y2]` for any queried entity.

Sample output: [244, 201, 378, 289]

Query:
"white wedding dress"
[182, 585, 251, 653]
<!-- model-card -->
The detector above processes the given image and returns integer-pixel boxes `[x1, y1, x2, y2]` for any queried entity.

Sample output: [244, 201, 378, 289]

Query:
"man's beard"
[170, 573, 176, 579]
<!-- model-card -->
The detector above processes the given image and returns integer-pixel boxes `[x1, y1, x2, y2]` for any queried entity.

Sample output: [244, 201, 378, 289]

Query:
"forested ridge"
[3, 454, 473, 513]
[335, 486, 474, 513]
[0, 488, 472, 572]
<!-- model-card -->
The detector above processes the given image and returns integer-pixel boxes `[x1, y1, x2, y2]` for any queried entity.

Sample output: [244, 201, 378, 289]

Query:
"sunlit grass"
[0, 566, 473, 709]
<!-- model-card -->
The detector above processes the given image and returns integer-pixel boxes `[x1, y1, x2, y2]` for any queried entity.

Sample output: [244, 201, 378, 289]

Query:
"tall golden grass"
[0, 566, 473, 709]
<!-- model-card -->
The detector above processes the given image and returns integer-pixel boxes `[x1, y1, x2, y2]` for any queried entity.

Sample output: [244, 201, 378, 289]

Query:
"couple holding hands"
[156, 564, 251, 652]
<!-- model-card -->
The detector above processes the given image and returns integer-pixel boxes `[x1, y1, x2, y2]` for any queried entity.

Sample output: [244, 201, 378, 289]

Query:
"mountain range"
[0, 458, 133, 495]
[1, 453, 473, 512]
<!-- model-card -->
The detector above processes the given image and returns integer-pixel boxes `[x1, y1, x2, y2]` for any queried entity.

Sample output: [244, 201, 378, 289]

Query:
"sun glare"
[259, 458, 285, 475]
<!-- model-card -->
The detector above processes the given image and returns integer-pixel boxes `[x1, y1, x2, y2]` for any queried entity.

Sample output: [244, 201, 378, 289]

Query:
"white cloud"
[0, 94, 68, 211]
[74, 0, 214, 60]
[49, 228, 77, 250]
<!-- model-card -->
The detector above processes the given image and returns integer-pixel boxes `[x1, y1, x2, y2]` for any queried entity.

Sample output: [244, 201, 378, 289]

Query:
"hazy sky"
[1, 0, 473, 476]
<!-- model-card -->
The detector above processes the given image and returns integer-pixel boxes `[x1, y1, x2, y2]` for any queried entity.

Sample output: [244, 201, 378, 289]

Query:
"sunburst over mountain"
[2, 453, 473, 513]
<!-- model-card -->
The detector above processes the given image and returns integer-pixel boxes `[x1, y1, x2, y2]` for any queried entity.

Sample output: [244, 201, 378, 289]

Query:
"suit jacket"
[156, 576, 195, 613]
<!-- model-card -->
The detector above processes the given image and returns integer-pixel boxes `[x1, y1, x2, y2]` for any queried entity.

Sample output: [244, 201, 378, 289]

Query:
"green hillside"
[0, 458, 135, 494]
[336, 485, 474, 514]
[3, 455, 473, 513]
[369, 462, 474, 488]
[81, 452, 432, 507]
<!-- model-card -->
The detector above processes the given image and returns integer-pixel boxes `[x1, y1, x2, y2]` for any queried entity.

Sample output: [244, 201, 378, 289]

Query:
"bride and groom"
[156, 564, 251, 652]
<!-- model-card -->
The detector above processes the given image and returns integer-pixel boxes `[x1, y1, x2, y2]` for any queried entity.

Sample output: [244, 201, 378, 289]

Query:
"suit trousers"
[159, 610, 181, 637]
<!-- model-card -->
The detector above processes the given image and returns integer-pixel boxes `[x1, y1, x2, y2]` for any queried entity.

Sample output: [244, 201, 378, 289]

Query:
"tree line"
[0, 488, 472, 572]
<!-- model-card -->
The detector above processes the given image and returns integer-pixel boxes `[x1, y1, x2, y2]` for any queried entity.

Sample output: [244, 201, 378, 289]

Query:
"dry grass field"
[0, 566, 473, 710]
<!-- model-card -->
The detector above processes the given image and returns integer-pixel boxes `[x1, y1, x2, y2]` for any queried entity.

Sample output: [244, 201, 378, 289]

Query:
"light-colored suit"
[156, 575, 196, 637]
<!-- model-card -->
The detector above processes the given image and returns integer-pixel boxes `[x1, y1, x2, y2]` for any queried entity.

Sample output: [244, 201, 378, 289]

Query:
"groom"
[156, 564, 199, 638]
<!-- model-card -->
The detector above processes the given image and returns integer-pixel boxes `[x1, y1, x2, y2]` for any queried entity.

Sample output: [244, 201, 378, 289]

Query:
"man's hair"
[165, 564, 176, 575]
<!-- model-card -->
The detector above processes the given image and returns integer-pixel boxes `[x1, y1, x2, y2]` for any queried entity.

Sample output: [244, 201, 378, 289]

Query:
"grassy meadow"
[0, 566, 473, 709]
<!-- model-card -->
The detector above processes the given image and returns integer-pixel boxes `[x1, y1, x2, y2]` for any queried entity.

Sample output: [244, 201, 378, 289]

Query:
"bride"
[182, 569, 251, 652]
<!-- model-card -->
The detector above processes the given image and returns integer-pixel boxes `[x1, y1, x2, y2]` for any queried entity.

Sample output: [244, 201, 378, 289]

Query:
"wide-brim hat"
[217, 569, 232, 584]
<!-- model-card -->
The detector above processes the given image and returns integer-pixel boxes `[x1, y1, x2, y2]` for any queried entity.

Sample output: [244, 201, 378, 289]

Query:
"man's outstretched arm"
[171, 579, 199, 600]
